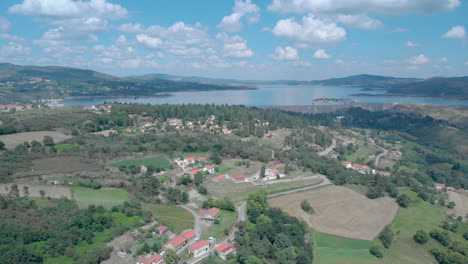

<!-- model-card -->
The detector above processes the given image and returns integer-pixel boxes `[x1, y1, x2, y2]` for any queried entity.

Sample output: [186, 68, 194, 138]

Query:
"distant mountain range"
[0, 63, 252, 103]
[0, 63, 466, 103]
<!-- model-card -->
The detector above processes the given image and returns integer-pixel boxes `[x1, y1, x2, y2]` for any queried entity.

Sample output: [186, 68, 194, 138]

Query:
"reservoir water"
[61, 85, 468, 107]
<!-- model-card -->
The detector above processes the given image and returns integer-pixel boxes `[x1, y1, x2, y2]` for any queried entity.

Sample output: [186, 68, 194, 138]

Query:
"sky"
[0, 0, 467, 80]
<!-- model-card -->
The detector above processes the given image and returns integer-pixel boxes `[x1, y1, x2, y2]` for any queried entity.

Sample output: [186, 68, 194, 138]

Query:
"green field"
[55, 144, 76, 150]
[315, 232, 376, 264]
[71, 187, 130, 209]
[215, 166, 232, 174]
[202, 210, 237, 240]
[143, 204, 194, 234]
[107, 156, 172, 170]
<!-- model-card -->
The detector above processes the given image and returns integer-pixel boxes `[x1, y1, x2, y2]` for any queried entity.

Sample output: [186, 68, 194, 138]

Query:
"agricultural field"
[314, 232, 376, 264]
[0, 131, 72, 149]
[0, 183, 72, 199]
[143, 204, 194, 234]
[30, 156, 103, 174]
[269, 185, 398, 240]
[71, 186, 130, 209]
[448, 191, 468, 220]
[107, 156, 172, 170]
[202, 210, 237, 240]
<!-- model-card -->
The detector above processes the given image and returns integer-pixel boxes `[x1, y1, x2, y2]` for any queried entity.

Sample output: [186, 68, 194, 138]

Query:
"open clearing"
[202, 210, 237, 240]
[269, 185, 398, 240]
[0, 183, 72, 199]
[0, 131, 72, 149]
[30, 156, 103, 174]
[143, 204, 194, 234]
[448, 191, 468, 220]
[107, 156, 172, 170]
[71, 186, 130, 209]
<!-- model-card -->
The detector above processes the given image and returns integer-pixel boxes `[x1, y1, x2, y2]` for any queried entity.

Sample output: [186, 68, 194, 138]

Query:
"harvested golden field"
[448, 191, 468, 220]
[269, 185, 398, 240]
[0, 131, 72, 149]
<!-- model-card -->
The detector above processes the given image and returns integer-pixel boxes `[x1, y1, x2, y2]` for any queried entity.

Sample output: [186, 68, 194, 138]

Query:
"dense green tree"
[413, 230, 429, 244]
[397, 194, 411, 208]
[379, 226, 394, 248]
[369, 245, 384, 258]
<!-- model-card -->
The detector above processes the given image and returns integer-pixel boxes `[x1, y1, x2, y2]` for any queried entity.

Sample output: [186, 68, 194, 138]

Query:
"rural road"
[267, 175, 332, 198]
[318, 139, 336, 156]
[179, 204, 201, 238]
[369, 138, 388, 167]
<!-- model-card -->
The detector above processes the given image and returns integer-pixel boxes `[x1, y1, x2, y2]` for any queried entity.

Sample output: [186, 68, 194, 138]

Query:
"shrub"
[396, 194, 410, 208]
[413, 230, 429, 244]
[369, 245, 384, 258]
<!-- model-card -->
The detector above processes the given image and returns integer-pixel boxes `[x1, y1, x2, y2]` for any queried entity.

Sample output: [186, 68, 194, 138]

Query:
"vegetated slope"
[0, 63, 252, 103]
[309, 74, 420, 88]
[387, 76, 468, 100]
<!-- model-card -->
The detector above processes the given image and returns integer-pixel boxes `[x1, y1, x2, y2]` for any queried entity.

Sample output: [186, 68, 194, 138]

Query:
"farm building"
[136, 253, 164, 264]
[341, 161, 352, 168]
[265, 169, 285, 181]
[184, 157, 196, 165]
[189, 240, 210, 257]
[198, 157, 207, 163]
[203, 165, 215, 174]
[181, 230, 196, 243]
[215, 243, 234, 260]
[140, 165, 148, 174]
[157, 226, 168, 235]
[233, 175, 247, 183]
[213, 174, 227, 182]
[435, 183, 445, 190]
[199, 208, 220, 222]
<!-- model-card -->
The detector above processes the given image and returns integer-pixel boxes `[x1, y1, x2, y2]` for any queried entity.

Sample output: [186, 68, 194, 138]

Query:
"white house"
[203, 165, 215, 174]
[215, 243, 234, 260]
[189, 240, 210, 257]
[199, 208, 220, 222]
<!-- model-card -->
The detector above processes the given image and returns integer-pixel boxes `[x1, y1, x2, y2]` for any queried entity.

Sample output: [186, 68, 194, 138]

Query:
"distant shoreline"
[350, 93, 468, 102]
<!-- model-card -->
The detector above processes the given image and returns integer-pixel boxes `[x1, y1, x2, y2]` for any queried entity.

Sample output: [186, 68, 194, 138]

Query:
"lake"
[61, 85, 468, 107]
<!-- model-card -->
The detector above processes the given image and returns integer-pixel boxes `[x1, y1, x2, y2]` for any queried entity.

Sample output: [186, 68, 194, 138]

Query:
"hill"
[387, 76, 468, 100]
[308, 74, 420, 88]
[0, 63, 252, 103]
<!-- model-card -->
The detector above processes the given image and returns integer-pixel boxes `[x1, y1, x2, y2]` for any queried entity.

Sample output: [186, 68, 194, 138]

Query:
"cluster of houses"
[137, 208, 234, 263]
[0, 104, 35, 112]
[341, 161, 391, 176]
[83, 104, 112, 112]
[435, 183, 465, 192]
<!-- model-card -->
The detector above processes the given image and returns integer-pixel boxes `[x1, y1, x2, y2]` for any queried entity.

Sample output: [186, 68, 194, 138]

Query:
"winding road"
[318, 139, 336, 157]
[369, 138, 388, 167]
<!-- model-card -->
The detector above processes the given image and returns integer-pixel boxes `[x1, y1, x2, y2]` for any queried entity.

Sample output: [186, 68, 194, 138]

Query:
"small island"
[313, 98, 359, 103]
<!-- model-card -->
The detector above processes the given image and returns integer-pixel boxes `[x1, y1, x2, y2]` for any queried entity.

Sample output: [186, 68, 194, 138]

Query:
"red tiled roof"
[273, 161, 283, 165]
[188, 169, 199, 175]
[137, 254, 163, 264]
[199, 208, 220, 217]
[234, 175, 246, 180]
[270, 169, 279, 174]
[186, 157, 196, 161]
[206, 165, 215, 169]
[214, 174, 226, 180]
[189, 240, 209, 251]
[341, 161, 351, 165]
[165, 235, 186, 248]
[181, 230, 196, 240]
[352, 164, 367, 169]
[198, 157, 207, 160]
[215, 243, 233, 253]
[436, 183, 445, 187]
[157, 226, 168, 232]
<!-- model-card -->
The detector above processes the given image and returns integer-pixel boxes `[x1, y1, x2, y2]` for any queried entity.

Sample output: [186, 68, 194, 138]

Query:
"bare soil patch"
[269, 185, 398, 240]
[0, 131, 71, 149]
[32, 156, 103, 174]
[448, 191, 468, 220]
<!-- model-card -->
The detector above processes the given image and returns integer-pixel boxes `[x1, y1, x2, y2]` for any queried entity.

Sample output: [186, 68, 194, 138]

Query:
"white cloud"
[218, 0, 260, 32]
[313, 49, 330, 59]
[440, 57, 448, 62]
[9, 0, 127, 19]
[442, 26, 466, 39]
[118, 23, 144, 34]
[0, 17, 11, 33]
[272, 15, 346, 44]
[407, 54, 430, 65]
[391, 28, 409, 33]
[217, 33, 254, 58]
[0, 42, 31, 57]
[167, 46, 204, 58]
[268, 0, 460, 15]
[271, 46, 299, 60]
[405, 41, 420, 47]
[136, 34, 163, 49]
[335, 14, 382, 30]
[465, 61, 468, 65]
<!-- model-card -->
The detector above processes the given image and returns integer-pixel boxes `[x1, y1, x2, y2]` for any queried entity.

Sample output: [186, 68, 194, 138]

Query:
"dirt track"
[269, 185, 398, 240]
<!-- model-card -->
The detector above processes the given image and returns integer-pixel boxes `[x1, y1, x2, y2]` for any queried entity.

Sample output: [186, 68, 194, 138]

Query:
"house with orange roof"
[233, 175, 247, 183]
[213, 174, 227, 182]
[164, 236, 187, 251]
[181, 230, 196, 243]
[136, 253, 164, 264]
[199, 208, 220, 222]
[184, 157, 196, 165]
[265, 168, 284, 180]
[203, 165, 215, 174]
[341, 161, 352, 169]
[215, 243, 234, 260]
[189, 240, 210, 257]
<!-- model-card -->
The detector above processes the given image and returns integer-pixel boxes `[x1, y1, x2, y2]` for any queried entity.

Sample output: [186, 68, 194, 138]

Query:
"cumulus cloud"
[313, 49, 330, 59]
[0, 17, 11, 33]
[268, 0, 460, 15]
[272, 15, 346, 44]
[440, 57, 448, 62]
[9, 0, 127, 19]
[391, 28, 409, 33]
[442, 26, 466, 39]
[218, 0, 260, 32]
[136, 34, 163, 49]
[335, 14, 382, 30]
[405, 41, 420, 47]
[216, 32, 254, 58]
[271, 46, 299, 60]
[0, 42, 31, 57]
[407, 54, 430, 64]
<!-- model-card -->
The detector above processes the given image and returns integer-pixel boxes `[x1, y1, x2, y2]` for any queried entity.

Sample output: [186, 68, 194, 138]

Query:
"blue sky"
[0, 0, 467, 80]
